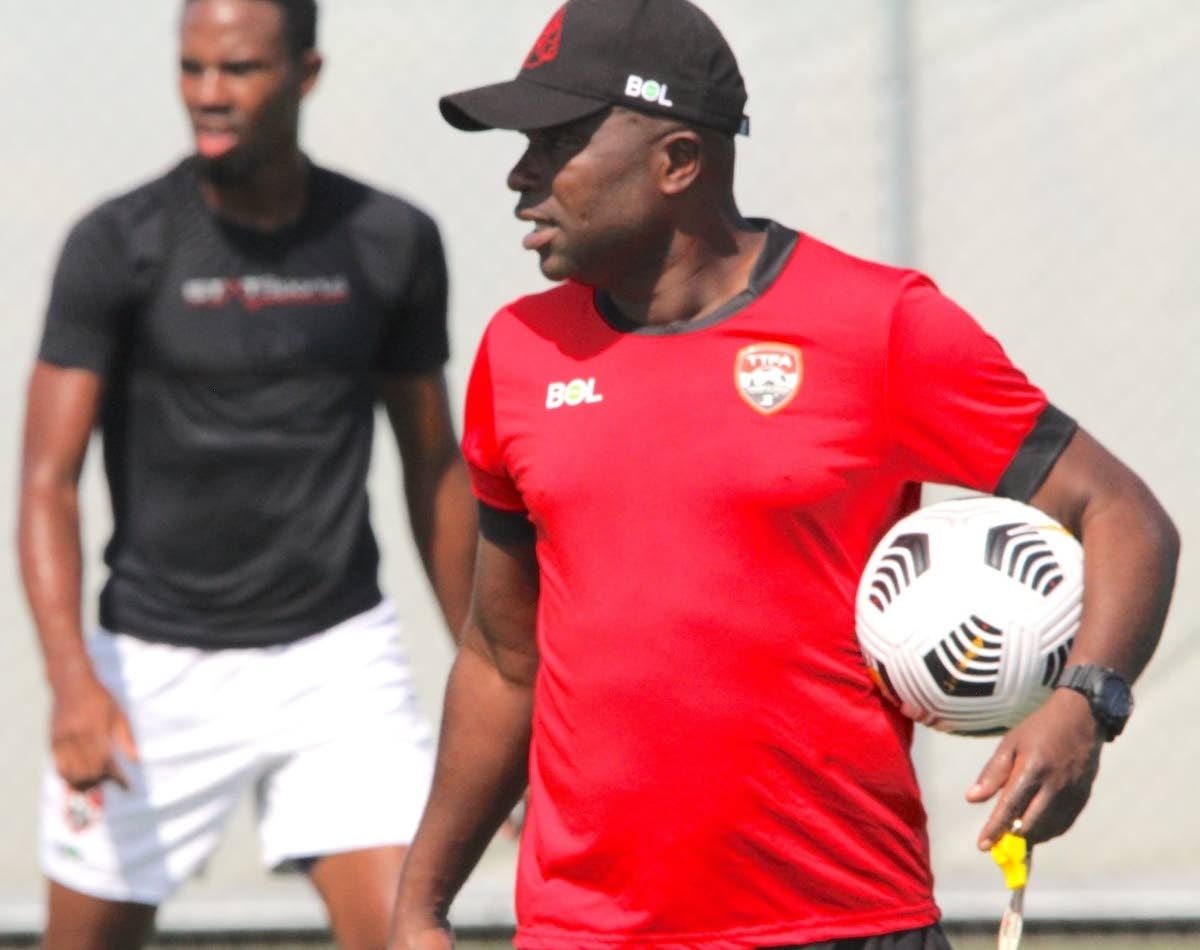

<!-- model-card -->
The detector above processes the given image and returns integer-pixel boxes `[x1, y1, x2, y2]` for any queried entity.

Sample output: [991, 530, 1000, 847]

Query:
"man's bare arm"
[380, 373, 478, 640]
[968, 426, 1179, 848]
[390, 534, 539, 948]
[19, 361, 136, 790]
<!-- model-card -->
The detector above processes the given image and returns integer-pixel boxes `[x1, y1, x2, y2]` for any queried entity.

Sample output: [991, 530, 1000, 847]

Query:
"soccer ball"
[855, 496, 1083, 736]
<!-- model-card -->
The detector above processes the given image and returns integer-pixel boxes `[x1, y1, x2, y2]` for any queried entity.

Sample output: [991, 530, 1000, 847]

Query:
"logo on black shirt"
[182, 274, 350, 312]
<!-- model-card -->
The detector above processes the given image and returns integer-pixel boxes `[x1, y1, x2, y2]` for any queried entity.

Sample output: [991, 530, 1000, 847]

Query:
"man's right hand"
[50, 666, 137, 791]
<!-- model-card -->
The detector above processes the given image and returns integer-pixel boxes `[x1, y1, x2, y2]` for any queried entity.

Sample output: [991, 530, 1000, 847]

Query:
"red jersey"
[463, 223, 1065, 948]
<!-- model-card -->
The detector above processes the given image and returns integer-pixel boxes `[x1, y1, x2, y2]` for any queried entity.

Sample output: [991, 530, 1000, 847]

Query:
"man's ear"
[298, 50, 323, 98]
[659, 130, 703, 196]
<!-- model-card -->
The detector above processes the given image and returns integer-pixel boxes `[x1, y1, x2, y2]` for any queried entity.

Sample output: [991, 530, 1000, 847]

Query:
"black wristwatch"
[1056, 664, 1134, 741]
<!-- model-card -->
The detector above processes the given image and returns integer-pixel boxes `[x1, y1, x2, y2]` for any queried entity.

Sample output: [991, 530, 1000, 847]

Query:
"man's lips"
[522, 222, 557, 252]
[519, 213, 557, 252]
[194, 128, 238, 158]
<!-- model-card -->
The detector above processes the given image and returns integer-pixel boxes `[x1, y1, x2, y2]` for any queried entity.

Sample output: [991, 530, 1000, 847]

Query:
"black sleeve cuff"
[478, 501, 536, 545]
[994, 404, 1079, 502]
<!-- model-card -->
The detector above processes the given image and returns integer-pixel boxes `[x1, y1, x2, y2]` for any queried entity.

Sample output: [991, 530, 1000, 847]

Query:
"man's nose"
[193, 68, 231, 109]
[507, 145, 540, 193]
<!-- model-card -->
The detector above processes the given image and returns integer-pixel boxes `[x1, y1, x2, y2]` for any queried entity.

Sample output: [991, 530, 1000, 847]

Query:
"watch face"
[1100, 676, 1134, 718]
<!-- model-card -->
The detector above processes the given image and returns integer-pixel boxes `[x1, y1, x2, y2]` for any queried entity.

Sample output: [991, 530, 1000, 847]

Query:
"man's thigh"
[43, 879, 157, 950]
[254, 601, 435, 868]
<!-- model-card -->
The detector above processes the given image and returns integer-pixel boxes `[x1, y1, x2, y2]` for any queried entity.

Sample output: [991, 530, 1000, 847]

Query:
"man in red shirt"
[391, 2, 1179, 948]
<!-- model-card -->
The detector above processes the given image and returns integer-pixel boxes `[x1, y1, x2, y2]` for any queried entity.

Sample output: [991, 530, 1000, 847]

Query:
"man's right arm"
[19, 361, 135, 790]
[390, 532, 540, 949]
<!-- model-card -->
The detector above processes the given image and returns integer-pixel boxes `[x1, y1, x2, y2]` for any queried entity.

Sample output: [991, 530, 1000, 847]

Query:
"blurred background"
[1, 0, 1196, 944]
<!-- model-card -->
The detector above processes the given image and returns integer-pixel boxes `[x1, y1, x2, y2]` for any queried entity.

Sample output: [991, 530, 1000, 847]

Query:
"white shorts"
[40, 600, 435, 905]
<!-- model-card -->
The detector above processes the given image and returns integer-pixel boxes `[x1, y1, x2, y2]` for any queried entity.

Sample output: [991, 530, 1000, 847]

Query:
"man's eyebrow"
[180, 57, 271, 71]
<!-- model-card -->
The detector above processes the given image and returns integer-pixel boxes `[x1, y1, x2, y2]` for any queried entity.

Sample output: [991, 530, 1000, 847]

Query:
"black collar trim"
[593, 219, 799, 336]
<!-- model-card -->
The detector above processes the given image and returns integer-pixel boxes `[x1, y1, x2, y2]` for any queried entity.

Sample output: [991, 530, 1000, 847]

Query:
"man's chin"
[536, 254, 575, 284]
[538, 267, 571, 284]
[194, 149, 252, 185]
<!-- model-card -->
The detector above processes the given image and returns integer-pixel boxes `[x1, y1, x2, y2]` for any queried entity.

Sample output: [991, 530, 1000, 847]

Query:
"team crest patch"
[64, 787, 104, 833]
[524, 5, 565, 69]
[735, 343, 803, 414]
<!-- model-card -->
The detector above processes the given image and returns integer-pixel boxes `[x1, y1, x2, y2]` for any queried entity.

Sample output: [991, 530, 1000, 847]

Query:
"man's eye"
[543, 133, 579, 151]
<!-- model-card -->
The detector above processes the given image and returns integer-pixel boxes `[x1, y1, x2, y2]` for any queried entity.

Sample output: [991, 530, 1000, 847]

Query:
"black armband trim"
[994, 404, 1078, 502]
[478, 501, 536, 545]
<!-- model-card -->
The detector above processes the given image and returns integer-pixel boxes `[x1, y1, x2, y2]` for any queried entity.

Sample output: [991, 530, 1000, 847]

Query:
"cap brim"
[439, 78, 610, 132]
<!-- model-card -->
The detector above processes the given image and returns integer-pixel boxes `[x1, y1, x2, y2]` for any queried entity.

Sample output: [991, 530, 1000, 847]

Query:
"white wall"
[1, 0, 1195, 931]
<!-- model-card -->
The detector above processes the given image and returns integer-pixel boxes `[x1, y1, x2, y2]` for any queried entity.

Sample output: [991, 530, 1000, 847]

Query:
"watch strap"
[1056, 664, 1132, 741]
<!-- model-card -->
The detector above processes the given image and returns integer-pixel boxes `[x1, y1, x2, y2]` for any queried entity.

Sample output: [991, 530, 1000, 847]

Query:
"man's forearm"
[396, 640, 533, 925]
[383, 372, 478, 642]
[407, 454, 478, 641]
[19, 483, 90, 687]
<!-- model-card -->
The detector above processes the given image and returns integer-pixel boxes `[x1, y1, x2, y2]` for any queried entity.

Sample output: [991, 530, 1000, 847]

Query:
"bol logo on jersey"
[736, 343, 803, 414]
[546, 377, 603, 409]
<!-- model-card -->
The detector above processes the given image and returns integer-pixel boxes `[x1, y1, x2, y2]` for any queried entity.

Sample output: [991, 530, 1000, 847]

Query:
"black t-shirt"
[39, 159, 450, 647]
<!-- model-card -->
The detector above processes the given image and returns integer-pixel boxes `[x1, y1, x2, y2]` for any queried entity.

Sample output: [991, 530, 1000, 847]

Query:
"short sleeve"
[885, 276, 1050, 492]
[39, 207, 140, 376]
[377, 209, 450, 375]
[462, 329, 527, 514]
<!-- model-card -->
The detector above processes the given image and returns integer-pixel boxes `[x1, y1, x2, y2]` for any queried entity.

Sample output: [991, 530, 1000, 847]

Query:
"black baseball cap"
[439, 0, 749, 137]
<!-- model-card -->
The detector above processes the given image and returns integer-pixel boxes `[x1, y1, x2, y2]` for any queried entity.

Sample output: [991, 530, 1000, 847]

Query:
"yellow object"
[990, 832, 1029, 890]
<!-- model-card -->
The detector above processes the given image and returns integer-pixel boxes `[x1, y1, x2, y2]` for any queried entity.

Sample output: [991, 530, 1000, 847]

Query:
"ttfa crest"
[735, 343, 802, 414]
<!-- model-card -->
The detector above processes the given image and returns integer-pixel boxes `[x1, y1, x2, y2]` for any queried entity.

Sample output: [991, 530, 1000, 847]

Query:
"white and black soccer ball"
[855, 496, 1083, 736]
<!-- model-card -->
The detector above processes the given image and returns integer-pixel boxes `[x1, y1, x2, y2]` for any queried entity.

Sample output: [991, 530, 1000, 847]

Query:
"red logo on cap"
[524, 5, 565, 70]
